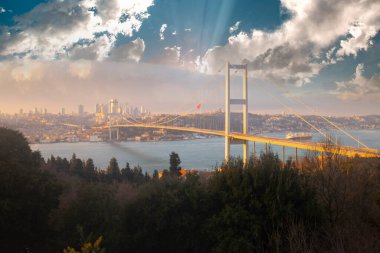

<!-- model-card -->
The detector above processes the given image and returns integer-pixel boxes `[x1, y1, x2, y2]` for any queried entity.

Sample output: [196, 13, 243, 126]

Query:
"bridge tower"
[108, 123, 119, 141]
[225, 62, 249, 165]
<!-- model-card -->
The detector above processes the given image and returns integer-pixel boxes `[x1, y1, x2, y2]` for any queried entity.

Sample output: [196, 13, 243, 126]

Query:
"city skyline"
[10, 98, 151, 115]
[0, 0, 379, 115]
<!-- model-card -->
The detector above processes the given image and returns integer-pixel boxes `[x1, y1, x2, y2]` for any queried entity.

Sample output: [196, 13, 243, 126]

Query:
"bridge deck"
[100, 124, 380, 158]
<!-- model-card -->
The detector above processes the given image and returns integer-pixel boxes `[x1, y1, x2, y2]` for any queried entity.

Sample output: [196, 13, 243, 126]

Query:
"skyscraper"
[109, 99, 119, 114]
[78, 104, 84, 115]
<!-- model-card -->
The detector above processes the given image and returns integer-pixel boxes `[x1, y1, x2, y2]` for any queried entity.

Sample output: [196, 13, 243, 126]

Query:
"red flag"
[196, 103, 202, 109]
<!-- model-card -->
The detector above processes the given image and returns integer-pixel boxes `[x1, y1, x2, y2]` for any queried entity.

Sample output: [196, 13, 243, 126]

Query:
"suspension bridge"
[97, 63, 380, 163]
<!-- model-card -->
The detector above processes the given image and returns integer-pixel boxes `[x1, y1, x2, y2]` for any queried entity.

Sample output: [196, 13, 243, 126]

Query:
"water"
[31, 130, 380, 173]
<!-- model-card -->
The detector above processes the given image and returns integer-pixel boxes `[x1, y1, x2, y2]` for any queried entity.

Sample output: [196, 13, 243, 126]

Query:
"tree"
[152, 170, 159, 180]
[132, 166, 145, 185]
[107, 157, 120, 182]
[84, 158, 96, 181]
[0, 127, 63, 252]
[53, 184, 119, 252]
[121, 162, 133, 182]
[206, 153, 322, 252]
[120, 174, 209, 253]
[0, 127, 33, 167]
[169, 152, 181, 177]
[70, 153, 84, 177]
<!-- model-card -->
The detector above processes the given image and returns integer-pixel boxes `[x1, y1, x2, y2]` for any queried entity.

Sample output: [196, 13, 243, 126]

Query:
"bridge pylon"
[225, 62, 249, 165]
[108, 123, 119, 141]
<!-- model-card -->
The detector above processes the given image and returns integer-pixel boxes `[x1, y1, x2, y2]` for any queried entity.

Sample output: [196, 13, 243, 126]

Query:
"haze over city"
[0, 0, 379, 115]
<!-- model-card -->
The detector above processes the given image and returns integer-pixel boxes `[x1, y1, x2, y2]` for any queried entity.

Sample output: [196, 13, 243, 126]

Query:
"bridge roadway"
[100, 124, 380, 158]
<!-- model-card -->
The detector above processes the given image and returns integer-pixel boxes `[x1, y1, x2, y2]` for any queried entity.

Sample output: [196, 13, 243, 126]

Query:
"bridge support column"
[282, 146, 285, 167]
[295, 147, 298, 166]
[242, 63, 249, 165]
[109, 126, 112, 141]
[116, 127, 119, 141]
[225, 62, 231, 161]
[225, 62, 249, 166]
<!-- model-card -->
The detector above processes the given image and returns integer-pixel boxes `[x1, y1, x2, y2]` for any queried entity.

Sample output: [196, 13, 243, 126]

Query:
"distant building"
[133, 107, 139, 116]
[78, 104, 84, 115]
[65, 135, 79, 142]
[96, 103, 101, 113]
[121, 103, 128, 114]
[19, 109, 23, 115]
[61, 108, 65, 115]
[109, 99, 119, 114]
[89, 135, 102, 142]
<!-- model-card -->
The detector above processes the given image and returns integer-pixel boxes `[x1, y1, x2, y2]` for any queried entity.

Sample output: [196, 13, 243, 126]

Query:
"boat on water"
[286, 132, 312, 140]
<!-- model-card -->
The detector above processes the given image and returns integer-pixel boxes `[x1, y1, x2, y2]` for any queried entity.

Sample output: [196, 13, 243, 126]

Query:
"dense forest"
[0, 127, 379, 253]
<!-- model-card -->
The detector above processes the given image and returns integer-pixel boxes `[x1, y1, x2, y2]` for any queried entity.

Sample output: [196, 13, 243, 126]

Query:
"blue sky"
[0, 0, 379, 115]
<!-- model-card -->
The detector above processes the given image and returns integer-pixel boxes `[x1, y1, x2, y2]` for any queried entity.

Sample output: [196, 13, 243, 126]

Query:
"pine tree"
[121, 162, 133, 182]
[69, 153, 84, 176]
[107, 157, 120, 182]
[153, 170, 159, 180]
[169, 152, 181, 177]
[84, 158, 96, 181]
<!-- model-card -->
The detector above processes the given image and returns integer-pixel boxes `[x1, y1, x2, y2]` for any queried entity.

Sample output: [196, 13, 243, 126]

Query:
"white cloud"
[184, 28, 191, 32]
[150, 46, 181, 66]
[0, 0, 154, 61]
[334, 64, 380, 100]
[0, 7, 6, 13]
[108, 38, 145, 62]
[159, 24, 167, 40]
[198, 0, 380, 86]
[172, 30, 177, 35]
[336, 22, 378, 57]
[229, 21, 241, 34]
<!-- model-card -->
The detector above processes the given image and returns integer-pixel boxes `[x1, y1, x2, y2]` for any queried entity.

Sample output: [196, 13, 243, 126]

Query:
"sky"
[0, 0, 379, 115]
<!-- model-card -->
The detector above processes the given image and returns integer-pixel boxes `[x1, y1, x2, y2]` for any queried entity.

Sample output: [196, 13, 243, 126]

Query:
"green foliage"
[84, 158, 97, 182]
[120, 176, 210, 253]
[107, 157, 120, 182]
[69, 153, 84, 176]
[206, 153, 321, 252]
[51, 183, 120, 251]
[0, 127, 33, 167]
[120, 162, 147, 184]
[169, 151, 181, 176]
[152, 169, 159, 180]
[63, 235, 105, 253]
[0, 127, 63, 252]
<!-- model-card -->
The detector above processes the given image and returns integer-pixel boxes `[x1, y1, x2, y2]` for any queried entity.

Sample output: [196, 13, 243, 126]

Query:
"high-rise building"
[122, 103, 128, 114]
[19, 109, 23, 115]
[78, 104, 84, 115]
[109, 99, 119, 114]
[96, 104, 101, 113]
[61, 108, 65, 115]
